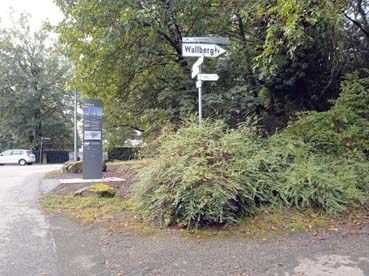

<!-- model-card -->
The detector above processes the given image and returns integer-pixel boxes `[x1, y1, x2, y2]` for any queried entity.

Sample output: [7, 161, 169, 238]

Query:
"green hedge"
[108, 147, 138, 161]
[34, 150, 69, 163]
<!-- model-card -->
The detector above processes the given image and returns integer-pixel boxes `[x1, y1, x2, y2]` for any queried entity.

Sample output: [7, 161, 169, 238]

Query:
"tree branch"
[343, 12, 369, 39]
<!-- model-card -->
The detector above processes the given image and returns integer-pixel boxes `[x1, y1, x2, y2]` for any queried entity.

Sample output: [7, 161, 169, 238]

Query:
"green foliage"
[0, 14, 73, 150]
[286, 70, 369, 154]
[134, 119, 261, 228]
[246, 133, 369, 214]
[53, 0, 369, 142]
[107, 147, 138, 161]
[280, 154, 369, 214]
[134, 120, 369, 229]
[55, 0, 369, 140]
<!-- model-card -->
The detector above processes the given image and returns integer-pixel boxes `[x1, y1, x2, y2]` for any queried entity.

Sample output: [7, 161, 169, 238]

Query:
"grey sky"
[0, 0, 64, 30]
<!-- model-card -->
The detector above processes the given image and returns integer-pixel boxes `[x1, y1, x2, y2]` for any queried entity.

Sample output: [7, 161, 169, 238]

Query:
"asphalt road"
[0, 165, 63, 276]
[2, 165, 369, 276]
[0, 164, 106, 276]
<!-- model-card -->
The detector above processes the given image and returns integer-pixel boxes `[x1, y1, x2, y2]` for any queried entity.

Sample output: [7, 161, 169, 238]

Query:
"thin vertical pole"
[39, 139, 43, 164]
[198, 87, 202, 125]
[74, 91, 78, 161]
[198, 64, 202, 126]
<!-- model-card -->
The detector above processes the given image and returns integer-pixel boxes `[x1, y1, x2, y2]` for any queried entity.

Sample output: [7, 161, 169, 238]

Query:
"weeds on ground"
[41, 195, 129, 223]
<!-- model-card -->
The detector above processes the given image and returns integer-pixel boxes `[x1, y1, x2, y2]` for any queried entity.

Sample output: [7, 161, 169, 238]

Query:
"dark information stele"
[82, 99, 103, 179]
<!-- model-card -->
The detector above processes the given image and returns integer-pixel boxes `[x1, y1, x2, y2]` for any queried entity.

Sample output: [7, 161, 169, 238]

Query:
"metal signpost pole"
[74, 91, 78, 161]
[198, 64, 202, 125]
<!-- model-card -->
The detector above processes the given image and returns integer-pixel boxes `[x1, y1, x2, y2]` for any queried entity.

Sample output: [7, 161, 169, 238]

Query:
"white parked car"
[0, 149, 36, 165]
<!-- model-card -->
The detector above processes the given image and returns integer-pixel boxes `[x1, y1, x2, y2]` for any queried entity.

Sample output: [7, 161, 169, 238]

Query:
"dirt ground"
[47, 163, 139, 200]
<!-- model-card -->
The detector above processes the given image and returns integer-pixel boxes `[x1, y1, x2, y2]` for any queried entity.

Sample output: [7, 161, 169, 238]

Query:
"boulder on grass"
[62, 161, 83, 173]
[74, 183, 116, 198]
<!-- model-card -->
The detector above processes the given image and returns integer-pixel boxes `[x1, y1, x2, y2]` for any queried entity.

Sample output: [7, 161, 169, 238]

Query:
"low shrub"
[249, 134, 369, 214]
[133, 119, 262, 228]
[236, 134, 309, 205]
[279, 154, 369, 213]
[134, 119, 369, 229]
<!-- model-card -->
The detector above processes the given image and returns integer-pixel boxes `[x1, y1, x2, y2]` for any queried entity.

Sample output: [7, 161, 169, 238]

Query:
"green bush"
[134, 118, 369, 229]
[250, 134, 369, 214]
[239, 134, 310, 205]
[133, 119, 262, 228]
[286, 70, 369, 154]
[279, 154, 369, 213]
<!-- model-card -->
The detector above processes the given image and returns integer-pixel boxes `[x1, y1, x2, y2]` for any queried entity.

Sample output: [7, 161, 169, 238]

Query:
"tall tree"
[55, 0, 218, 141]
[55, 0, 369, 141]
[0, 14, 73, 150]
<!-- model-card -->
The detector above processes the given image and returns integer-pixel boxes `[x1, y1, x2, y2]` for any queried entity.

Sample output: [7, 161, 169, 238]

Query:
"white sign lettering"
[182, 43, 226, 58]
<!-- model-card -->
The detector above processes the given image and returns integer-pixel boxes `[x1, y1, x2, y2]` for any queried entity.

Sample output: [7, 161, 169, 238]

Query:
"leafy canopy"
[0, 14, 74, 150]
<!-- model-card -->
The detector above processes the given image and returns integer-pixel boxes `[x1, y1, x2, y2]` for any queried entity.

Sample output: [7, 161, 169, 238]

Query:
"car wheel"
[19, 159, 27, 166]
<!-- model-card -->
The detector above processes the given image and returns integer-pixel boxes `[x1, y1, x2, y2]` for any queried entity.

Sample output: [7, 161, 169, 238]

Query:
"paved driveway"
[96, 223, 369, 276]
[0, 165, 62, 276]
[0, 165, 109, 276]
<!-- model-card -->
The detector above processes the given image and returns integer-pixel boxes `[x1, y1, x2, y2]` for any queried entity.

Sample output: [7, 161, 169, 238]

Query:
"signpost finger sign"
[182, 37, 228, 125]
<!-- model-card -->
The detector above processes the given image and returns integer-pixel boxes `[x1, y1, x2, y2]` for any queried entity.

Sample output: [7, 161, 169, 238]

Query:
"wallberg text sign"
[182, 43, 226, 58]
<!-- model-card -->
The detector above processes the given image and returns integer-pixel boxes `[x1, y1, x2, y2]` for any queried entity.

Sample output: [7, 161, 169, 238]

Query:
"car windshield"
[1, 150, 12, 156]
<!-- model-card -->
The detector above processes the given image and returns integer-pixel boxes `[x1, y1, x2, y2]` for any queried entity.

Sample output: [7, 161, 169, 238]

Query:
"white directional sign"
[191, 56, 204, 78]
[183, 37, 230, 45]
[198, 74, 219, 81]
[192, 56, 204, 70]
[196, 80, 202, 88]
[192, 66, 200, 79]
[182, 43, 226, 58]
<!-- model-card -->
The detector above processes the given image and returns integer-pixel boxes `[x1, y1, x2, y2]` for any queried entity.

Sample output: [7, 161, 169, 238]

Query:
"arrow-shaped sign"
[182, 43, 226, 58]
[192, 56, 204, 78]
[192, 67, 200, 79]
[198, 74, 219, 81]
[192, 56, 204, 71]
[183, 37, 230, 45]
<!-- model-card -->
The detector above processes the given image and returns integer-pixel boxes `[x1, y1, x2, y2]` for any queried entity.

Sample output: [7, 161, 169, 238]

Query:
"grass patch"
[41, 195, 128, 223]
[41, 195, 367, 239]
[237, 208, 329, 237]
[181, 207, 331, 239]
[107, 160, 145, 166]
